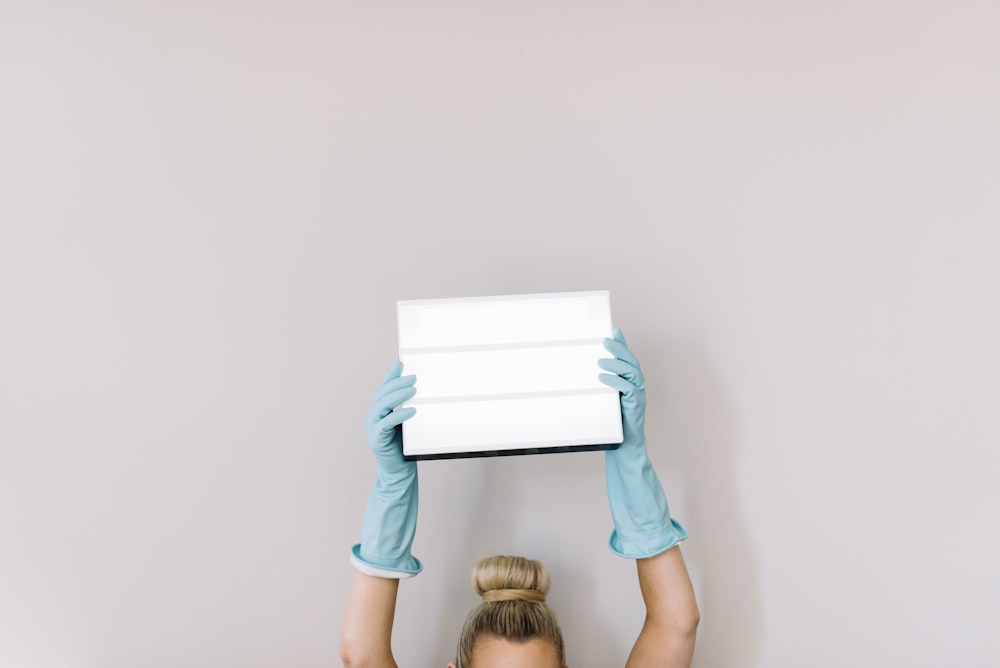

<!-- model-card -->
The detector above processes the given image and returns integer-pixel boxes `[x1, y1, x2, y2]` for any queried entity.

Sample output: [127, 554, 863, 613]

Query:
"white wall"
[2, 2, 998, 666]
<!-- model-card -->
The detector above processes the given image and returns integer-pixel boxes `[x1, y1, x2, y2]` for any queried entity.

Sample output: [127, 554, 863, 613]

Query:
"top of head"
[473, 555, 550, 604]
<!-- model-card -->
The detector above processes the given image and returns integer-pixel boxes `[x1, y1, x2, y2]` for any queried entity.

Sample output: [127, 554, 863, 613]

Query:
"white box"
[397, 291, 624, 459]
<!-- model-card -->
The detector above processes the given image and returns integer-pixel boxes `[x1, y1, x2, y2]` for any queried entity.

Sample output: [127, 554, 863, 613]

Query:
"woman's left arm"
[626, 547, 699, 668]
[599, 329, 699, 667]
[341, 572, 400, 668]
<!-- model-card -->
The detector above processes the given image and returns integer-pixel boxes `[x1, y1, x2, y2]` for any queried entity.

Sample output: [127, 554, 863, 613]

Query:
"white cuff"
[350, 549, 419, 579]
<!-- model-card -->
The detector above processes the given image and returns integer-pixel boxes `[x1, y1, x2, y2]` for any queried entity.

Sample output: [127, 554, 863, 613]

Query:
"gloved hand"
[598, 328, 688, 559]
[350, 362, 423, 578]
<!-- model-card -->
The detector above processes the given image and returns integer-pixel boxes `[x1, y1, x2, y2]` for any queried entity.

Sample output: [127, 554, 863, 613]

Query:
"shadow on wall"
[655, 340, 763, 667]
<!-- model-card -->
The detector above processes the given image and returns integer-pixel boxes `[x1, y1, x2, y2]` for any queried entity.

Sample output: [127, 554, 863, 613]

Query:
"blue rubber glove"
[350, 362, 423, 578]
[598, 328, 688, 559]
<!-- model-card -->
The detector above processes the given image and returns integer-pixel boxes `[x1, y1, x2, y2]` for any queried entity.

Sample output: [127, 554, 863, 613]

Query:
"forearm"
[340, 571, 400, 668]
[626, 547, 699, 668]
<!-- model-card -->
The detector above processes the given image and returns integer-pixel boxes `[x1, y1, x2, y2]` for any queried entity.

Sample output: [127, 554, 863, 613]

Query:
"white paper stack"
[396, 291, 624, 459]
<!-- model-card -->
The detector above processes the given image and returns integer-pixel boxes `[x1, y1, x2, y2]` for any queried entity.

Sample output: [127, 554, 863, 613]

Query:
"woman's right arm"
[340, 363, 422, 667]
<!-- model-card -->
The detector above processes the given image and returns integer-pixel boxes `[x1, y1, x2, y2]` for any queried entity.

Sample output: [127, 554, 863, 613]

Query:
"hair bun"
[472, 555, 550, 604]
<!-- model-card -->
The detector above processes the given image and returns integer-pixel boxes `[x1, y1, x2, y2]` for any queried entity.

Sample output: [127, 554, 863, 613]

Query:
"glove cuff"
[350, 544, 422, 578]
[354, 468, 420, 578]
[608, 518, 688, 559]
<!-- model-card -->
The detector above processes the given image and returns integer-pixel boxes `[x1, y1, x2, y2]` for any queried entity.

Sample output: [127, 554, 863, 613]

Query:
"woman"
[341, 329, 699, 667]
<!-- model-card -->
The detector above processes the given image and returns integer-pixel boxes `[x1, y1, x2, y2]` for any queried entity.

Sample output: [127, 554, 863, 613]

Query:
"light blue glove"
[350, 362, 423, 578]
[598, 328, 688, 559]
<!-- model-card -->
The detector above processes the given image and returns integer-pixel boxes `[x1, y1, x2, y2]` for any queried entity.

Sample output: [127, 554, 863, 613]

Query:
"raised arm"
[341, 572, 400, 668]
[598, 329, 699, 668]
[340, 363, 421, 668]
[627, 547, 699, 667]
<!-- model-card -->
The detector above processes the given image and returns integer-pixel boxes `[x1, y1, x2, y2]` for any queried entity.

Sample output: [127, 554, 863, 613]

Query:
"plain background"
[2, 1, 998, 666]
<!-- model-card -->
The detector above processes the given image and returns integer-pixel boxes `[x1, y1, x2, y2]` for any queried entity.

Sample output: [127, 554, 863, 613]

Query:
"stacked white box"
[397, 291, 623, 459]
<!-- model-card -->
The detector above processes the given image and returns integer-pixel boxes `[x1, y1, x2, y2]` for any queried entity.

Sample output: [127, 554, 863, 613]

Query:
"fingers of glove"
[612, 326, 629, 347]
[598, 357, 645, 388]
[371, 373, 417, 411]
[599, 372, 636, 396]
[369, 384, 418, 423]
[377, 361, 404, 388]
[602, 336, 641, 370]
[375, 406, 416, 434]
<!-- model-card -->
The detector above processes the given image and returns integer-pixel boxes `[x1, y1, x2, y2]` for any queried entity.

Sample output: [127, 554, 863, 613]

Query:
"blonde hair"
[455, 555, 566, 667]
